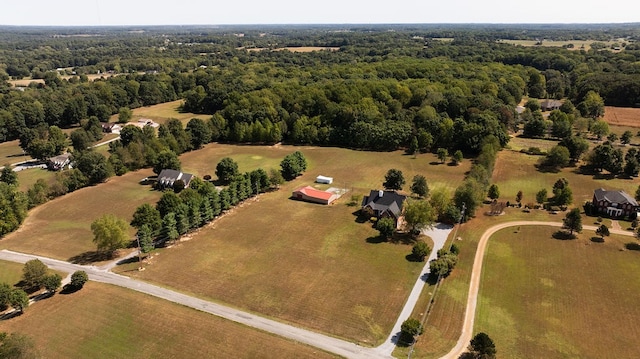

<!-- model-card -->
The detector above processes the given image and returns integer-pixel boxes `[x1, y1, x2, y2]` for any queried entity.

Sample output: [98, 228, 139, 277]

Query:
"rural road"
[2, 220, 626, 358]
[0, 249, 390, 359]
[439, 220, 636, 359]
[375, 223, 453, 356]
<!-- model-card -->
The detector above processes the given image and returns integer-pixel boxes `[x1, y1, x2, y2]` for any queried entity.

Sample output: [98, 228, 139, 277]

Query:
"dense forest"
[1, 24, 640, 154]
[0, 23, 639, 234]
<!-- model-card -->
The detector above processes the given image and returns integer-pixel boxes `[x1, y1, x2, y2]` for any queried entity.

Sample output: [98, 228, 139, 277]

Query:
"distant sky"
[2, 0, 639, 26]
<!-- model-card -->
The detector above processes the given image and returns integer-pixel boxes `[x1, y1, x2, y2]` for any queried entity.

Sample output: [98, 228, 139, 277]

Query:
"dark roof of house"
[361, 190, 406, 217]
[540, 99, 563, 109]
[157, 169, 193, 188]
[593, 188, 638, 206]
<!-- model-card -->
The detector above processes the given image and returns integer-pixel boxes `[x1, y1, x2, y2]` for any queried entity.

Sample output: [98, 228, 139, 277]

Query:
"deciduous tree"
[22, 259, 47, 289]
[9, 289, 29, 313]
[563, 208, 582, 235]
[215, 157, 239, 184]
[375, 217, 395, 239]
[91, 214, 129, 256]
[411, 241, 430, 262]
[383, 169, 405, 191]
[410, 175, 429, 198]
[403, 199, 436, 233]
[70, 271, 88, 289]
[469, 332, 497, 359]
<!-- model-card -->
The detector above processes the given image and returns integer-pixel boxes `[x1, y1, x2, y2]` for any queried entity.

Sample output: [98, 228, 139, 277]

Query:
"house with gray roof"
[361, 190, 406, 227]
[592, 188, 639, 218]
[156, 169, 194, 190]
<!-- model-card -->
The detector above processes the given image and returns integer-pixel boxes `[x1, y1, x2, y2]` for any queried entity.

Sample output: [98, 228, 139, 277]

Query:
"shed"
[292, 186, 338, 205]
[315, 175, 333, 184]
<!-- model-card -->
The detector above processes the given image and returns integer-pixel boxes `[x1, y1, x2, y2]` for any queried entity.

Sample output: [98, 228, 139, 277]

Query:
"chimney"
[379, 190, 384, 198]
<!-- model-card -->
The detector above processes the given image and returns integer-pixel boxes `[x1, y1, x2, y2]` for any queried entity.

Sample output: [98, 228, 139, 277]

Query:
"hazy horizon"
[2, 0, 639, 27]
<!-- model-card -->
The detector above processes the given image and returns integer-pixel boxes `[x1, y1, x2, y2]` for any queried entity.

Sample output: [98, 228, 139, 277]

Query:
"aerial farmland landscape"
[2, 1, 640, 359]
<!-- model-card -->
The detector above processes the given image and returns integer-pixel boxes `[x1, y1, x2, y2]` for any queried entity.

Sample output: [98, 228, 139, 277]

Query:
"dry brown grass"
[497, 39, 625, 52]
[112, 144, 470, 345]
[476, 226, 640, 358]
[603, 106, 640, 128]
[0, 140, 31, 165]
[0, 168, 162, 262]
[2, 280, 337, 359]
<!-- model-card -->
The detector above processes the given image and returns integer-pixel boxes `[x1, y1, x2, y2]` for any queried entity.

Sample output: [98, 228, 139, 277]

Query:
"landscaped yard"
[475, 226, 640, 358]
[491, 149, 640, 207]
[1, 278, 336, 359]
[0, 139, 31, 165]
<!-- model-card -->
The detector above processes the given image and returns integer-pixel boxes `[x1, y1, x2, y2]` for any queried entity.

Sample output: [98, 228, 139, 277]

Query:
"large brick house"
[592, 188, 639, 218]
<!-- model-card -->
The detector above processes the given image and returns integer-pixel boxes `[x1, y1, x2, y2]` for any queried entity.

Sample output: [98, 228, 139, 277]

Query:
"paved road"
[439, 220, 635, 359]
[374, 223, 453, 356]
[0, 250, 390, 359]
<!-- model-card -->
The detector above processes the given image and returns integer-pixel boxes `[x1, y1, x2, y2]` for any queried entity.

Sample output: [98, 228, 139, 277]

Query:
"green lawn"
[475, 226, 640, 358]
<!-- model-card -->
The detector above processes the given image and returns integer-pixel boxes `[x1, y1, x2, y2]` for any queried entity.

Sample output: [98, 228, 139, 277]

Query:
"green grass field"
[475, 226, 640, 358]
[1, 279, 337, 359]
[492, 149, 639, 207]
[0, 260, 26, 285]
[111, 100, 211, 126]
[16, 167, 58, 192]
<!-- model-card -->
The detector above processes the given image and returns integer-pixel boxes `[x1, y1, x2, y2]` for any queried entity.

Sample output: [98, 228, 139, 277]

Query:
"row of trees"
[94, 152, 305, 256]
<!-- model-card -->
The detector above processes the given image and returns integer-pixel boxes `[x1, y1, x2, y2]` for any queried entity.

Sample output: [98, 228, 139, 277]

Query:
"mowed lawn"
[116, 144, 471, 345]
[475, 226, 640, 358]
[0, 139, 31, 165]
[1, 279, 337, 359]
[492, 149, 640, 206]
[0, 168, 162, 262]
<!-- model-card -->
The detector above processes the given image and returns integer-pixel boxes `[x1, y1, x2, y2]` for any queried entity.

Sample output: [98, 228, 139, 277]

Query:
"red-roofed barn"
[292, 186, 338, 205]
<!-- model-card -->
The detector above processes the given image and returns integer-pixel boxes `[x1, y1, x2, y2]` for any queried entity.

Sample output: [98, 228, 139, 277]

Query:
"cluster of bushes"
[429, 244, 460, 278]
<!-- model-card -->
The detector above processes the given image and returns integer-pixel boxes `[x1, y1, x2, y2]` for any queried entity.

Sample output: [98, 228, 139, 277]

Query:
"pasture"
[0, 260, 25, 285]
[111, 99, 210, 125]
[114, 144, 471, 345]
[0, 168, 162, 262]
[16, 168, 57, 192]
[475, 226, 640, 358]
[1, 279, 336, 359]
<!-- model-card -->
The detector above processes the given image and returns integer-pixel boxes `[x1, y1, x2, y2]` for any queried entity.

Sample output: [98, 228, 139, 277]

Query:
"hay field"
[114, 144, 470, 345]
[603, 106, 640, 128]
[1, 279, 336, 359]
[475, 226, 640, 358]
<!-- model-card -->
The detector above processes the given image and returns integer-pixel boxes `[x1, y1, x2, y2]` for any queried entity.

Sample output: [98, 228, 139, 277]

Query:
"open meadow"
[496, 39, 625, 52]
[475, 226, 640, 358]
[113, 144, 471, 345]
[0, 168, 162, 262]
[0, 276, 336, 359]
[110, 99, 210, 126]
[0, 139, 31, 165]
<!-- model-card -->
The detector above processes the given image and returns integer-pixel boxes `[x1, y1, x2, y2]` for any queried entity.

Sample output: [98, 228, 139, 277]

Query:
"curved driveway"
[439, 220, 635, 359]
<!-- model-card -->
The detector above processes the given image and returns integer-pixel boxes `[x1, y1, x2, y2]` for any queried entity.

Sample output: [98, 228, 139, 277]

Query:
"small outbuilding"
[292, 186, 338, 205]
[315, 175, 333, 184]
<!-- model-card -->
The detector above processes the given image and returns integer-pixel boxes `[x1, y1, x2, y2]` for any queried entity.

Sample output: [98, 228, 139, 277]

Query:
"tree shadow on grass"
[68, 251, 113, 265]
[366, 236, 387, 244]
[405, 253, 425, 263]
[625, 242, 640, 251]
[0, 310, 22, 321]
[352, 210, 369, 224]
[590, 236, 605, 243]
[552, 230, 576, 240]
[60, 284, 82, 295]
